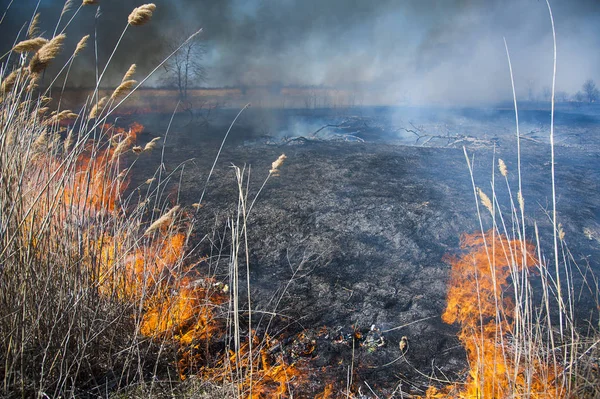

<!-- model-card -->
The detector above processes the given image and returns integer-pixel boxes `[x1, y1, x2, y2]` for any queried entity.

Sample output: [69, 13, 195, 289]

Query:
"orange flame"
[434, 230, 562, 398]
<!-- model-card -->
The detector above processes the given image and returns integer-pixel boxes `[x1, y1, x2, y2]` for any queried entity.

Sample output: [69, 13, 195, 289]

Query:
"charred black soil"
[126, 106, 600, 397]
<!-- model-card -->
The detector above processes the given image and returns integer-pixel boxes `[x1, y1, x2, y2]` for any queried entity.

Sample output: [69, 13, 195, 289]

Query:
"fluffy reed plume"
[144, 205, 180, 235]
[46, 110, 78, 125]
[111, 130, 135, 161]
[122, 64, 136, 82]
[64, 129, 74, 153]
[82, 0, 98, 5]
[128, 4, 156, 26]
[269, 153, 287, 176]
[13, 37, 49, 53]
[132, 146, 142, 154]
[28, 13, 40, 38]
[1, 68, 28, 93]
[37, 107, 50, 117]
[61, 0, 75, 17]
[477, 187, 493, 215]
[74, 35, 89, 56]
[33, 132, 48, 149]
[144, 177, 155, 185]
[143, 137, 160, 152]
[111, 79, 137, 100]
[558, 223, 565, 241]
[498, 158, 508, 177]
[29, 34, 66, 74]
[517, 190, 525, 213]
[89, 96, 107, 118]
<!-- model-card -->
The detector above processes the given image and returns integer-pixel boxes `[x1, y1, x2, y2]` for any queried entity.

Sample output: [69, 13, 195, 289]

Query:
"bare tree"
[582, 79, 599, 103]
[162, 30, 207, 100]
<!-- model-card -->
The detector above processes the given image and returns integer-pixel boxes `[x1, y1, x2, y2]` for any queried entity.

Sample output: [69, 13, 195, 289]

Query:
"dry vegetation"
[0, 1, 599, 399]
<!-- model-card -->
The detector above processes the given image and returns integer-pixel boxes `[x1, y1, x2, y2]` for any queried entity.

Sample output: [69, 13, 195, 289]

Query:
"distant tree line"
[530, 79, 600, 104]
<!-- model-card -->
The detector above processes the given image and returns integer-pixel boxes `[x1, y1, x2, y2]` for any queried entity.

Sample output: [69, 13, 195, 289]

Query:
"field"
[1, 1, 600, 398]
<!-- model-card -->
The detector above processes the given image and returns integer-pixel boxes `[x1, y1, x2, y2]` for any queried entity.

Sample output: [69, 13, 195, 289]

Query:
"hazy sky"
[1, 0, 599, 105]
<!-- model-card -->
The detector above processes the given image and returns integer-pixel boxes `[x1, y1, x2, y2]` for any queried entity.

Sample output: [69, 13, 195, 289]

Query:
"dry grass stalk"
[89, 96, 107, 118]
[128, 3, 156, 26]
[28, 13, 40, 38]
[82, 0, 98, 4]
[122, 64, 136, 82]
[477, 187, 493, 215]
[143, 137, 160, 152]
[111, 79, 137, 100]
[144, 178, 155, 185]
[269, 153, 287, 176]
[144, 205, 180, 235]
[498, 158, 508, 177]
[74, 35, 90, 56]
[29, 34, 66, 74]
[13, 37, 49, 53]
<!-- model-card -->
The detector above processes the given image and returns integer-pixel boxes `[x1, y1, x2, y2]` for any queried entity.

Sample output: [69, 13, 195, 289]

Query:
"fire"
[431, 230, 562, 398]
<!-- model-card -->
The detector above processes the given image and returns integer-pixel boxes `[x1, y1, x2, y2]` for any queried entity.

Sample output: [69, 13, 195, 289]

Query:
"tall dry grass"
[0, 3, 205, 398]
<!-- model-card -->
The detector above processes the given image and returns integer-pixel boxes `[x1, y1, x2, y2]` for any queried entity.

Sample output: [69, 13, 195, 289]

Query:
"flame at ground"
[428, 231, 562, 398]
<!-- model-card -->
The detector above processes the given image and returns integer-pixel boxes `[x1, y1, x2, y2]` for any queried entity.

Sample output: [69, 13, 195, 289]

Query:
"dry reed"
[111, 79, 137, 100]
[29, 34, 66, 74]
[477, 187, 493, 215]
[74, 34, 89, 56]
[144, 205, 180, 235]
[89, 96, 107, 118]
[28, 13, 41, 38]
[269, 153, 287, 176]
[123, 64, 137, 82]
[143, 136, 160, 152]
[13, 37, 49, 53]
[128, 4, 156, 26]
[498, 158, 508, 177]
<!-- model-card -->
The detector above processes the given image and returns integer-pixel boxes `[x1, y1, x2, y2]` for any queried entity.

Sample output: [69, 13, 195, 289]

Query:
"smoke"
[1, 0, 600, 105]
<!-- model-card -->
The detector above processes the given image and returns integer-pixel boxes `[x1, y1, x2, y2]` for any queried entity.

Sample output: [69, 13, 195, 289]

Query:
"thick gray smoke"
[1, 0, 600, 105]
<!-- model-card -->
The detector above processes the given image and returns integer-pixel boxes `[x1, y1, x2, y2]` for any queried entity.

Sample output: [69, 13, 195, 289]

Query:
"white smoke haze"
[1, 0, 599, 105]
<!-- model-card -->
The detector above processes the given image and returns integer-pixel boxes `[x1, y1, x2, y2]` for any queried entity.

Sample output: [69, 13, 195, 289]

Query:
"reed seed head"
[29, 34, 66, 74]
[82, 0, 98, 5]
[132, 146, 143, 154]
[89, 96, 107, 119]
[1, 68, 28, 93]
[477, 187, 493, 215]
[28, 13, 40, 38]
[111, 79, 137, 100]
[61, 0, 75, 17]
[517, 190, 524, 213]
[64, 129, 74, 153]
[144, 205, 180, 235]
[122, 64, 136, 82]
[143, 137, 160, 152]
[128, 4, 156, 26]
[498, 159, 508, 177]
[74, 35, 89, 56]
[111, 130, 135, 161]
[269, 153, 287, 176]
[13, 37, 49, 53]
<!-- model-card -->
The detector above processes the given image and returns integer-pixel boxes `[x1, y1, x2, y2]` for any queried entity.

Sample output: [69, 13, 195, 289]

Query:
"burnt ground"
[123, 105, 600, 397]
